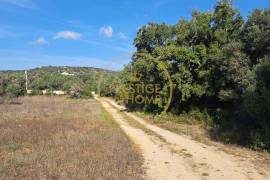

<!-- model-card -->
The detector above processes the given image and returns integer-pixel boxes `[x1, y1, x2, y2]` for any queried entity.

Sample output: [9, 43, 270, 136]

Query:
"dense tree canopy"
[242, 9, 270, 64]
[110, 0, 270, 150]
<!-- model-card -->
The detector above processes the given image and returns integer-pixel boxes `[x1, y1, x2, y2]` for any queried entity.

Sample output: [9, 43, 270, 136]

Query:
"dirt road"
[97, 97, 270, 180]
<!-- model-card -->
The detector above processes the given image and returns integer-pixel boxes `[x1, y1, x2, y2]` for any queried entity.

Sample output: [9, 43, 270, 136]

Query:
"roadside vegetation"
[135, 111, 270, 173]
[0, 96, 144, 179]
[106, 0, 270, 151]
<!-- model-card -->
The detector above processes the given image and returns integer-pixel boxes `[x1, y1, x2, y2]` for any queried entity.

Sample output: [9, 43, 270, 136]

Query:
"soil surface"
[98, 97, 270, 180]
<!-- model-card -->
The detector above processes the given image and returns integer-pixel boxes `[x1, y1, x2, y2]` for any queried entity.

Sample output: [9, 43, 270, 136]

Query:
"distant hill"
[0, 66, 117, 98]
[0, 66, 115, 74]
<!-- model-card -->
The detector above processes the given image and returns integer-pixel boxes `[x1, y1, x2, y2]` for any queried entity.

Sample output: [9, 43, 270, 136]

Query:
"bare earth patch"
[135, 108, 270, 176]
[102, 97, 270, 180]
[0, 96, 144, 180]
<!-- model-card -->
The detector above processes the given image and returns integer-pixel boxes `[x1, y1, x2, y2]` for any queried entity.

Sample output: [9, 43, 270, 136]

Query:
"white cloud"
[117, 32, 127, 40]
[100, 26, 113, 38]
[33, 37, 48, 45]
[54, 31, 81, 40]
[0, 0, 36, 9]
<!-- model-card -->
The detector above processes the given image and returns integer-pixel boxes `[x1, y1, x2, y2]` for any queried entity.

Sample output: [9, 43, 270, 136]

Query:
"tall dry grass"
[0, 96, 144, 180]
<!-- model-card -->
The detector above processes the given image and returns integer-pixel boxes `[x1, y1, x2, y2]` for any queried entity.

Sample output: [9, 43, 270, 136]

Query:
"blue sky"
[0, 0, 269, 70]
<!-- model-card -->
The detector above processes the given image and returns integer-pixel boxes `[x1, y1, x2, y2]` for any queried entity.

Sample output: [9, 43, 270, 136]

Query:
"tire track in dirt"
[98, 97, 270, 180]
[97, 98, 200, 180]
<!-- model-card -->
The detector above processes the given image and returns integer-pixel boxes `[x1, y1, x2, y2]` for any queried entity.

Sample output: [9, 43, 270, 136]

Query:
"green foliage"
[0, 66, 113, 99]
[209, 42, 251, 102]
[134, 23, 173, 53]
[212, 0, 244, 44]
[98, 73, 118, 97]
[0, 72, 26, 98]
[82, 86, 93, 97]
[110, 1, 270, 150]
[244, 57, 270, 149]
[241, 9, 270, 64]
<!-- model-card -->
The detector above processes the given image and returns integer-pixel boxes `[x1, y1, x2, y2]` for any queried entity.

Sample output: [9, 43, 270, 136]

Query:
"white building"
[42, 90, 48, 95]
[27, 90, 33, 94]
[52, 91, 66, 95]
[61, 72, 75, 76]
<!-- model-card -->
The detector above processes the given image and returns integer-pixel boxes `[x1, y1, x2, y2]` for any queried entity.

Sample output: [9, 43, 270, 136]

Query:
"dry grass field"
[0, 96, 144, 180]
